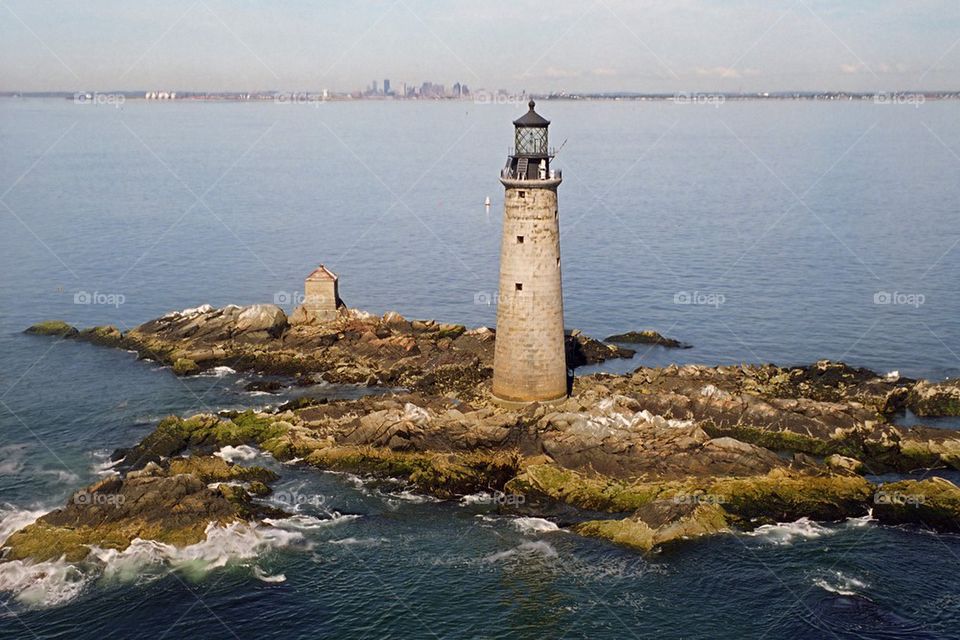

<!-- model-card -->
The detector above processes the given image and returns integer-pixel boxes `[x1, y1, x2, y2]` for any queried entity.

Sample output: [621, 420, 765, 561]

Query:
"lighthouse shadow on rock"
[492, 101, 568, 406]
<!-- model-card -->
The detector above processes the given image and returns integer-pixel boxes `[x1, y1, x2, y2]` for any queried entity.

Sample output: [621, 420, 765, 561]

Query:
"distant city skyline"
[2, 1, 960, 93]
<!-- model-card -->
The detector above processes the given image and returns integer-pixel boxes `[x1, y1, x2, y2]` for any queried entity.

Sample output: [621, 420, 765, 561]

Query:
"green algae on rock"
[24, 320, 78, 338]
[575, 502, 729, 552]
[2, 460, 285, 563]
[873, 477, 960, 531]
[908, 380, 960, 417]
[14, 311, 960, 559]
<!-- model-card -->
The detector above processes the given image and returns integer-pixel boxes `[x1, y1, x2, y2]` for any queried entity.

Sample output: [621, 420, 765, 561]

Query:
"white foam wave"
[0, 521, 302, 608]
[0, 505, 47, 546]
[206, 481, 243, 490]
[814, 570, 869, 597]
[322, 471, 374, 495]
[743, 518, 834, 545]
[0, 444, 28, 476]
[264, 512, 360, 530]
[459, 492, 493, 506]
[213, 444, 259, 462]
[511, 517, 561, 535]
[103, 522, 301, 575]
[40, 469, 81, 484]
[384, 489, 441, 504]
[845, 510, 876, 528]
[92, 452, 123, 477]
[253, 566, 286, 583]
[328, 537, 388, 546]
[0, 559, 88, 607]
[197, 366, 237, 378]
[483, 540, 558, 563]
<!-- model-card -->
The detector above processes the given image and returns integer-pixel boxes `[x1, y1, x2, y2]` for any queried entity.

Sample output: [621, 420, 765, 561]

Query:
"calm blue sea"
[1, 98, 959, 639]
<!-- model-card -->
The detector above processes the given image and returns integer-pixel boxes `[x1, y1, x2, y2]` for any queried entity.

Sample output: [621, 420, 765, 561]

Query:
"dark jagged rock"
[574, 363, 960, 473]
[565, 331, 635, 367]
[17, 307, 960, 558]
[908, 380, 960, 417]
[24, 306, 632, 400]
[76, 325, 124, 347]
[873, 477, 960, 531]
[245, 380, 285, 394]
[1, 456, 285, 562]
[604, 330, 691, 349]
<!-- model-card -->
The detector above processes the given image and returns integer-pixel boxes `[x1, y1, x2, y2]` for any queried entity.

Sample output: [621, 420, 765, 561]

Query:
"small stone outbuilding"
[303, 265, 342, 322]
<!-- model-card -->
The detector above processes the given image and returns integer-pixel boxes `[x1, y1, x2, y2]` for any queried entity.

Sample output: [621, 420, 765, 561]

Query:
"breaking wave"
[0, 513, 304, 608]
[328, 537, 389, 547]
[483, 540, 559, 563]
[264, 512, 361, 530]
[511, 517, 562, 535]
[198, 366, 237, 378]
[213, 444, 259, 462]
[744, 513, 877, 546]
[380, 488, 442, 504]
[459, 492, 493, 506]
[813, 570, 870, 597]
[0, 505, 47, 546]
[743, 518, 835, 545]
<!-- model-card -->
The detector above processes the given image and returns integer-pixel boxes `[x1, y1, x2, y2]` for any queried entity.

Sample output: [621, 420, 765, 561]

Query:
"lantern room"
[502, 100, 559, 182]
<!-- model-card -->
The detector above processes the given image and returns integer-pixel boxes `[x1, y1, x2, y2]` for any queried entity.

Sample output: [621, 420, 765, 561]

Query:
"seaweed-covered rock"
[166, 456, 277, 484]
[873, 477, 960, 531]
[77, 325, 124, 347]
[603, 330, 690, 349]
[303, 446, 520, 498]
[506, 464, 873, 524]
[245, 380, 285, 394]
[24, 320, 78, 337]
[172, 357, 199, 376]
[710, 469, 873, 524]
[575, 501, 728, 551]
[1, 460, 284, 563]
[565, 332, 635, 367]
[908, 380, 960, 417]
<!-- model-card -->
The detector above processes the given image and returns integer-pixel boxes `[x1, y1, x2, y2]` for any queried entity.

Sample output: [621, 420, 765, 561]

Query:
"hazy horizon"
[2, 1, 959, 94]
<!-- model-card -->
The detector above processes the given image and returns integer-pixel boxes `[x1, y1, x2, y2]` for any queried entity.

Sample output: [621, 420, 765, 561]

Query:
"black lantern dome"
[503, 100, 558, 181]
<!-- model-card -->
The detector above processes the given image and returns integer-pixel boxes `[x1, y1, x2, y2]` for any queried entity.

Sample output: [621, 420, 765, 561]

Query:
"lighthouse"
[492, 101, 567, 404]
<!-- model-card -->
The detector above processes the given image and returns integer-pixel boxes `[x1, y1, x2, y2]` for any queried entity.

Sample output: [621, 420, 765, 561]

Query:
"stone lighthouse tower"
[492, 100, 567, 404]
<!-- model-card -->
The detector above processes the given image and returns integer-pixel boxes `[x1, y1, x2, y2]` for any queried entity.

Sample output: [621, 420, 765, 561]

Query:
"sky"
[1, 0, 959, 93]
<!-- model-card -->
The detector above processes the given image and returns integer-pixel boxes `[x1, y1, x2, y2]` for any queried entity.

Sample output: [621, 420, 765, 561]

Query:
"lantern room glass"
[515, 126, 548, 156]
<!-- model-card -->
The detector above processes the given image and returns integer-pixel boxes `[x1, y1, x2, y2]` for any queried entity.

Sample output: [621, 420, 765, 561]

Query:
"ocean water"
[1, 98, 959, 638]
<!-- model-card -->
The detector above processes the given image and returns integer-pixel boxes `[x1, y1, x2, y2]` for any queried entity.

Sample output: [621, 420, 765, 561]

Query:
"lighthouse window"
[557, 257, 561, 268]
[515, 283, 523, 291]
[516, 235, 524, 244]
[518, 191, 526, 199]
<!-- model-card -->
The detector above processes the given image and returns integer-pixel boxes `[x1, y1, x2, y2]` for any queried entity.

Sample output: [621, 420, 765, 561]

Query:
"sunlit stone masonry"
[492, 101, 567, 405]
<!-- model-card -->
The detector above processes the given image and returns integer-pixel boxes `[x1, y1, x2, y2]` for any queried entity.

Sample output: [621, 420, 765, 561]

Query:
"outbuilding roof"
[306, 264, 338, 281]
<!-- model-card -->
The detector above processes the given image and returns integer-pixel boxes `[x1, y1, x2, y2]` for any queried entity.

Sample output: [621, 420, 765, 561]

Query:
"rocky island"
[8, 302, 960, 565]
